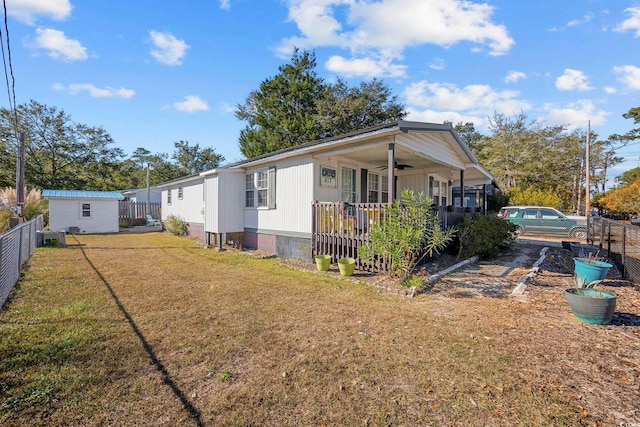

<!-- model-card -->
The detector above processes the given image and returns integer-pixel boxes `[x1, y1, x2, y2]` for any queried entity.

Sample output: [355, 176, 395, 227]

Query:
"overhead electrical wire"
[0, 0, 18, 141]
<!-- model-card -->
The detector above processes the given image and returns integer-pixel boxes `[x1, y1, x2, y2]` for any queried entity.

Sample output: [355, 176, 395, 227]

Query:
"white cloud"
[405, 108, 486, 129]
[149, 31, 189, 66]
[219, 0, 231, 10]
[555, 68, 592, 91]
[566, 13, 594, 27]
[278, 0, 514, 78]
[429, 58, 445, 70]
[216, 102, 235, 114]
[615, 7, 640, 37]
[325, 54, 407, 77]
[6, 0, 72, 24]
[33, 28, 87, 61]
[404, 80, 530, 115]
[53, 83, 135, 98]
[505, 70, 525, 83]
[173, 95, 209, 112]
[613, 65, 640, 90]
[542, 100, 608, 131]
[604, 86, 617, 94]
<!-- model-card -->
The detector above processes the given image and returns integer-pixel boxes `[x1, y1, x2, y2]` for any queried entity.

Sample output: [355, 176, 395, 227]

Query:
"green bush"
[164, 214, 187, 236]
[359, 189, 455, 278]
[456, 214, 517, 259]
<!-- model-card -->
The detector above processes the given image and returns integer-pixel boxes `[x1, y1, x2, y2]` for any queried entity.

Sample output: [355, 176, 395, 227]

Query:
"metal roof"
[42, 189, 124, 199]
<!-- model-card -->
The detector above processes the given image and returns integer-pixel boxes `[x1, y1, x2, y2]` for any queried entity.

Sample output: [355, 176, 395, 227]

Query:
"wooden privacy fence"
[589, 217, 640, 283]
[119, 201, 161, 226]
[311, 202, 470, 273]
[0, 215, 44, 307]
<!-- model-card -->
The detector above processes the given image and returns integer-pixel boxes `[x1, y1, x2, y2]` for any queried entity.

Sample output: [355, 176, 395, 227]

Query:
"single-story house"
[43, 190, 124, 233]
[161, 120, 495, 263]
[156, 174, 206, 241]
[121, 187, 162, 203]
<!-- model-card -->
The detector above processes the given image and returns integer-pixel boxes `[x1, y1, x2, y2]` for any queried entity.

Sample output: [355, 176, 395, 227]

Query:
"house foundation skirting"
[185, 222, 205, 241]
[242, 230, 311, 260]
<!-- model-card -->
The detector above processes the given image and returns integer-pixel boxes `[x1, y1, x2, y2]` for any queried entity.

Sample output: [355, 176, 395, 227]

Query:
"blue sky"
[4, 0, 640, 184]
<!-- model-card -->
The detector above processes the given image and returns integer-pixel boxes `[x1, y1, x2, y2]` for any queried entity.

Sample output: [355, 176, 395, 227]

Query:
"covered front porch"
[308, 123, 494, 273]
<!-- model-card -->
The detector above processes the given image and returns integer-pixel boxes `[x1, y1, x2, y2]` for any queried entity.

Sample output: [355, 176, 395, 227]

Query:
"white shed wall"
[48, 198, 120, 233]
[244, 155, 314, 235]
[162, 180, 205, 225]
[204, 171, 245, 233]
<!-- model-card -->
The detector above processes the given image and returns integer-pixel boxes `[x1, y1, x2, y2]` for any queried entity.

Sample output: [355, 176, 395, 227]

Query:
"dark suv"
[498, 206, 587, 239]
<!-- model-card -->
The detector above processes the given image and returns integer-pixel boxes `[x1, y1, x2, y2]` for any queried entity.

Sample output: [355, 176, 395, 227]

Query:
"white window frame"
[178, 187, 183, 200]
[167, 189, 172, 205]
[367, 172, 379, 203]
[81, 202, 91, 218]
[245, 167, 276, 209]
[381, 175, 389, 203]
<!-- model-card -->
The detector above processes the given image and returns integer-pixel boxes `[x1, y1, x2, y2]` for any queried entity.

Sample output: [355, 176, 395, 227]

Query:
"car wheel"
[570, 227, 587, 240]
[515, 226, 524, 236]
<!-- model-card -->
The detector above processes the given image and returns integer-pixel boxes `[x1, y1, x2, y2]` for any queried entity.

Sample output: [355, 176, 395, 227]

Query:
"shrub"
[456, 214, 517, 259]
[359, 189, 455, 279]
[164, 214, 187, 236]
[0, 187, 48, 232]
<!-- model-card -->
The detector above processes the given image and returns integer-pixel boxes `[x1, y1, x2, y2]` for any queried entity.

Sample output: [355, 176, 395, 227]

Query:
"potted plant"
[315, 254, 331, 271]
[337, 257, 355, 276]
[565, 253, 616, 325]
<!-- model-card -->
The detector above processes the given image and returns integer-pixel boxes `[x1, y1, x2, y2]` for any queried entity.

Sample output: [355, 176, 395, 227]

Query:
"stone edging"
[511, 246, 548, 296]
[411, 255, 479, 298]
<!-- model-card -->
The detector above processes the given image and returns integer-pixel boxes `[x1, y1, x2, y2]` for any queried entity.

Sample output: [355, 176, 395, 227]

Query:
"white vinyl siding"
[161, 178, 205, 224]
[48, 198, 119, 233]
[243, 156, 313, 234]
[205, 171, 245, 233]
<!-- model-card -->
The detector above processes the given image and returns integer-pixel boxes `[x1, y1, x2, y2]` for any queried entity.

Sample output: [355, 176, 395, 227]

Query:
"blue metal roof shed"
[43, 189, 124, 233]
[43, 190, 124, 199]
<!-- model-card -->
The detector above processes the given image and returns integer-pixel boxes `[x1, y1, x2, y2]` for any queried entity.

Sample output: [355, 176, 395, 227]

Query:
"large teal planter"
[573, 257, 612, 287]
[565, 288, 616, 325]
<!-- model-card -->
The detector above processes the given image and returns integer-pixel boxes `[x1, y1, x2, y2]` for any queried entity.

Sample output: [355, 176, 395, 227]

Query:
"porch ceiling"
[314, 140, 459, 175]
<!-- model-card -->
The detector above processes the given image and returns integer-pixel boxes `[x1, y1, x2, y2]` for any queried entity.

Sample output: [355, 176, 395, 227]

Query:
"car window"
[507, 210, 519, 218]
[523, 209, 537, 219]
[540, 209, 560, 219]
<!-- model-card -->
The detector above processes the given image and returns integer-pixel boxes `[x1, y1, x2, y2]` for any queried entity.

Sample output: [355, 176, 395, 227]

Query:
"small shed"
[43, 190, 124, 233]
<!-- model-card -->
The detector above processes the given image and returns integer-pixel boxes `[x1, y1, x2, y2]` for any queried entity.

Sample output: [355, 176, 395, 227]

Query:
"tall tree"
[236, 48, 324, 158]
[452, 121, 485, 153]
[314, 78, 406, 138]
[617, 166, 640, 187]
[0, 100, 124, 190]
[236, 48, 406, 158]
[171, 140, 224, 174]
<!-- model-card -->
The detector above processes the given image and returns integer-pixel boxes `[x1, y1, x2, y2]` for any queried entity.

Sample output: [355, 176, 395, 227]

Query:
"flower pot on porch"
[564, 288, 616, 325]
[573, 257, 613, 288]
[315, 255, 331, 271]
[338, 257, 355, 276]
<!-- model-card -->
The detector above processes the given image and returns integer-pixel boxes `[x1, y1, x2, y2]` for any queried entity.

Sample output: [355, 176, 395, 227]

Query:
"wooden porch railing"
[311, 202, 475, 273]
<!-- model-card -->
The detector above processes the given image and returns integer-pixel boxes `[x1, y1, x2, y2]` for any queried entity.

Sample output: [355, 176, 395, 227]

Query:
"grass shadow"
[71, 235, 204, 426]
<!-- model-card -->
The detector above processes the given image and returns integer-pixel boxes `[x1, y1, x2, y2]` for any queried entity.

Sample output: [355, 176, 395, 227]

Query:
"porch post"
[388, 142, 395, 202]
[459, 170, 465, 208]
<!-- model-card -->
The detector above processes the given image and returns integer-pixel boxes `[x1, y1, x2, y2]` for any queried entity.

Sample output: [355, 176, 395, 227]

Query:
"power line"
[0, 0, 18, 139]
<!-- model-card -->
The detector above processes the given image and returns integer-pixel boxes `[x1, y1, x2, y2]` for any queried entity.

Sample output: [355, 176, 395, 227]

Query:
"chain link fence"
[588, 217, 640, 283]
[0, 215, 44, 307]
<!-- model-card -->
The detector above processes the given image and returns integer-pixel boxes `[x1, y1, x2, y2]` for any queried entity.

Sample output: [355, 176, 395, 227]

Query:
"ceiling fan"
[378, 162, 413, 171]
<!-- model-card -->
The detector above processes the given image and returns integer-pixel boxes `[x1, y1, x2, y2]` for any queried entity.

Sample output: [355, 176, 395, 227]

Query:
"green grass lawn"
[0, 232, 583, 426]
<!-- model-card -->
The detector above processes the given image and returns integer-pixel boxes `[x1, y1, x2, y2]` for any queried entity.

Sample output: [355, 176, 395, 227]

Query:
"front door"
[341, 167, 356, 203]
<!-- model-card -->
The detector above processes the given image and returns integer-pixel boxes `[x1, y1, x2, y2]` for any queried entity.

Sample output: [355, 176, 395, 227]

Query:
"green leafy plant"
[220, 370, 233, 382]
[456, 214, 517, 259]
[359, 189, 455, 278]
[164, 214, 186, 236]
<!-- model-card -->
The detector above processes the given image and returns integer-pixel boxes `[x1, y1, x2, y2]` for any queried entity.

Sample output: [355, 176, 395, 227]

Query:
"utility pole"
[10, 132, 25, 228]
[585, 121, 591, 218]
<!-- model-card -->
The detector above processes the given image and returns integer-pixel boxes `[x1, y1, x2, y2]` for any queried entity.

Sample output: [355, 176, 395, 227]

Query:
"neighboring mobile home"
[43, 190, 124, 233]
[160, 120, 495, 262]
